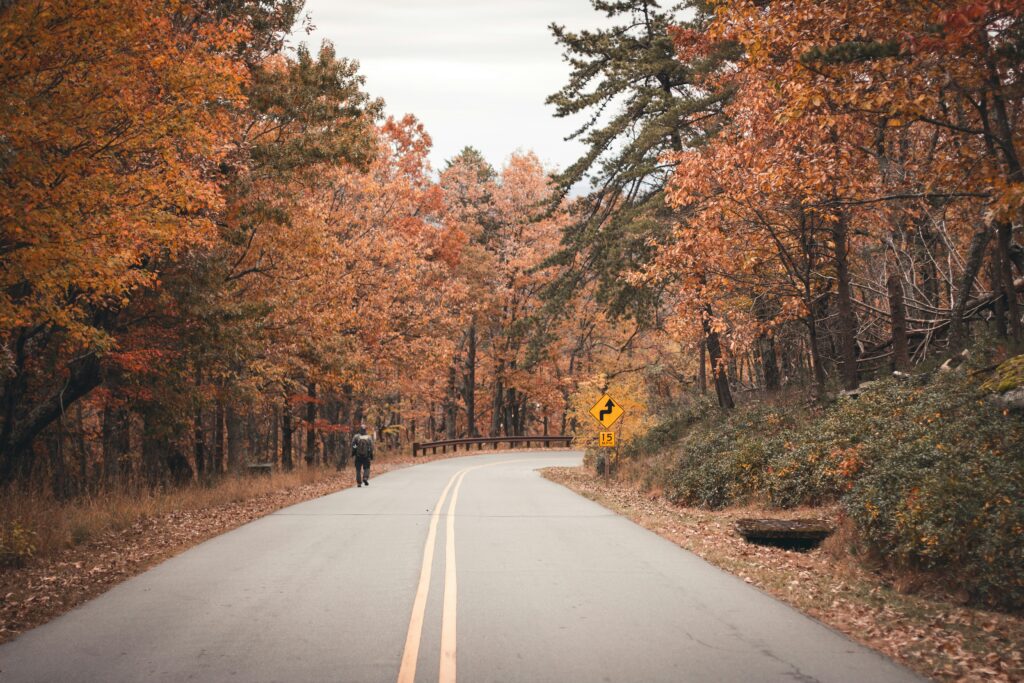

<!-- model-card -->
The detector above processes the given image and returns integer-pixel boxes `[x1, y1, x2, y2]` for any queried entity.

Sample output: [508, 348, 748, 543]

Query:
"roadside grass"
[0, 467, 335, 566]
[542, 466, 1023, 683]
[0, 446, 451, 568]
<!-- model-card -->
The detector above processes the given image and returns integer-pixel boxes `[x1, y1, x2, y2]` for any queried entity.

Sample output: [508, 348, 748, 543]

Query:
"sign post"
[589, 394, 624, 476]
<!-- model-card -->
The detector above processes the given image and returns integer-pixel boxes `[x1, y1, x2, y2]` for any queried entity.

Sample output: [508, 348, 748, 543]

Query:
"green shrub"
[667, 405, 791, 508]
[0, 522, 37, 568]
[843, 374, 1024, 609]
[621, 397, 713, 460]
[633, 369, 1024, 610]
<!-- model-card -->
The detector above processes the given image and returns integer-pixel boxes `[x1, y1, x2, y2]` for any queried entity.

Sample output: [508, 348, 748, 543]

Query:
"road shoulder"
[541, 466, 1023, 683]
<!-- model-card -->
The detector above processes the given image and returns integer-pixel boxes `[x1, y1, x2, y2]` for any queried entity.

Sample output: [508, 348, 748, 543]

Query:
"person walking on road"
[352, 425, 374, 487]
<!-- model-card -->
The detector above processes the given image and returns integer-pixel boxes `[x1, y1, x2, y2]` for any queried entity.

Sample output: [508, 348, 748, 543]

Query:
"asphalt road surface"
[0, 451, 923, 682]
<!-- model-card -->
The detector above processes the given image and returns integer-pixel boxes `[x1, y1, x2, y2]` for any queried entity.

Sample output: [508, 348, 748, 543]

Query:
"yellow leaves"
[1, 0, 246, 347]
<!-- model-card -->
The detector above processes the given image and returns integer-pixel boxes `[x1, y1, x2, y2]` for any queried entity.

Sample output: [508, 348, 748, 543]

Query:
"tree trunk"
[887, 273, 910, 372]
[698, 335, 707, 394]
[226, 404, 243, 473]
[213, 398, 225, 476]
[0, 353, 101, 485]
[281, 401, 293, 471]
[490, 363, 504, 436]
[193, 367, 205, 479]
[101, 401, 129, 487]
[445, 365, 458, 439]
[997, 221, 1022, 342]
[702, 306, 734, 409]
[948, 225, 993, 352]
[832, 215, 860, 390]
[991, 246, 1009, 338]
[806, 313, 827, 396]
[464, 322, 477, 436]
[305, 382, 317, 467]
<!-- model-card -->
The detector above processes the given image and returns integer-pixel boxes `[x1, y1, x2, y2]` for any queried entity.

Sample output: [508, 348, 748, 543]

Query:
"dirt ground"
[542, 466, 1024, 683]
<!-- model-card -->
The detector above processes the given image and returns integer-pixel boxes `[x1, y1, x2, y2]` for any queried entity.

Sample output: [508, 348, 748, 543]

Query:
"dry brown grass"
[0, 467, 335, 564]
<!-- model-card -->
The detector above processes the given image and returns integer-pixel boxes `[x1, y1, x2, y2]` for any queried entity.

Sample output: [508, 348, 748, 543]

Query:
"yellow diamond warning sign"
[589, 394, 624, 429]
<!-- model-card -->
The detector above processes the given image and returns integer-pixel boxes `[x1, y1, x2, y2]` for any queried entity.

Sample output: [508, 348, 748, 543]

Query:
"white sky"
[290, 1, 608, 175]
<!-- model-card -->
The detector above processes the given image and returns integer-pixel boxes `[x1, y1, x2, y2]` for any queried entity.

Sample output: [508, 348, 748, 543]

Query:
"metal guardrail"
[412, 435, 574, 457]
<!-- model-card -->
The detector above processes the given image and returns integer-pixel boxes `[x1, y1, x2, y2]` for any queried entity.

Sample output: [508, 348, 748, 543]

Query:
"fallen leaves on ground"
[542, 466, 1023, 683]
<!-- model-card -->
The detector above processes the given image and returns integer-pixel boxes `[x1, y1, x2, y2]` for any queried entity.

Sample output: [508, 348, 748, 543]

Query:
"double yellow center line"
[396, 460, 524, 683]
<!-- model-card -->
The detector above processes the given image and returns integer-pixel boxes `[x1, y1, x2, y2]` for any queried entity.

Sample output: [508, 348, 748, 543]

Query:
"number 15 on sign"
[599, 431, 616, 447]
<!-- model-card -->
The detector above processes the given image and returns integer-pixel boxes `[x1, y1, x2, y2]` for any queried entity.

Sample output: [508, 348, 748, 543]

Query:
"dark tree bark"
[281, 401, 293, 471]
[305, 382, 317, 466]
[887, 274, 910, 372]
[832, 215, 860, 390]
[464, 321, 477, 436]
[701, 306, 734, 410]
[698, 335, 707, 394]
[806, 310, 828, 396]
[213, 399, 225, 475]
[101, 399, 129, 487]
[193, 367, 206, 479]
[444, 365, 458, 439]
[226, 404, 243, 473]
[490, 362, 504, 436]
[754, 296, 780, 391]
[991, 248, 1009, 339]
[270, 406, 279, 465]
[997, 222, 1022, 342]
[0, 353, 102, 485]
[948, 225, 993, 351]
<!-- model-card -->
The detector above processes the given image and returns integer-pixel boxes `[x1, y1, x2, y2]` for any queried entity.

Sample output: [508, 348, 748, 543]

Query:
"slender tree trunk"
[445, 365, 458, 439]
[833, 215, 860, 389]
[305, 383, 317, 466]
[490, 362, 504, 436]
[226, 404, 243, 473]
[101, 401, 128, 487]
[948, 225, 993, 351]
[270, 406, 279, 465]
[213, 398, 225, 476]
[193, 365, 207, 478]
[991, 247, 1009, 338]
[887, 274, 910, 371]
[698, 335, 707, 394]
[806, 314, 827, 396]
[997, 222, 1022, 342]
[701, 306, 734, 409]
[753, 296, 780, 391]
[464, 322, 477, 436]
[281, 401, 293, 471]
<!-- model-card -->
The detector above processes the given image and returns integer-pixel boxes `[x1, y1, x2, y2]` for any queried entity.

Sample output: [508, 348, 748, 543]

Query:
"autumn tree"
[0, 0, 252, 481]
[546, 0, 740, 408]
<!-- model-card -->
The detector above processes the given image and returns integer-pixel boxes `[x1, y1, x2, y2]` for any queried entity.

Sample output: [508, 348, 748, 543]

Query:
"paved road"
[0, 451, 922, 683]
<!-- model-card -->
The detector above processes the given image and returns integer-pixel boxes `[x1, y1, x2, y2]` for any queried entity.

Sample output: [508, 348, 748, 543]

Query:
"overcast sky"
[290, 1, 608, 175]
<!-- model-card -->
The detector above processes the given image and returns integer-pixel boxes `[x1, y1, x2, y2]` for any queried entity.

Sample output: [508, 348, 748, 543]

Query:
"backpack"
[354, 434, 373, 459]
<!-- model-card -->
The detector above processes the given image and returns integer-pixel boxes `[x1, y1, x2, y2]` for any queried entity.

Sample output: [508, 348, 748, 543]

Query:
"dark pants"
[355, 457, 371, 485]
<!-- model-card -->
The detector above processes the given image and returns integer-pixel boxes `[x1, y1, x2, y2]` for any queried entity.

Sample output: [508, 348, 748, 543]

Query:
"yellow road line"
[396, 474, 459, 683]
[398, 458, 529, 683]
[438, 469, 469, 683]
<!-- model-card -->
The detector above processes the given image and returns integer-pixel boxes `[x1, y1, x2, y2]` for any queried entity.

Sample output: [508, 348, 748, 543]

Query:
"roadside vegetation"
[593, 353, 1024, 612]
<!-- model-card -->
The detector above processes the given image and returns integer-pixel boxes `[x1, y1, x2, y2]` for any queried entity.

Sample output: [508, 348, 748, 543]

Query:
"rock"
[993, 387, 1024, 412]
